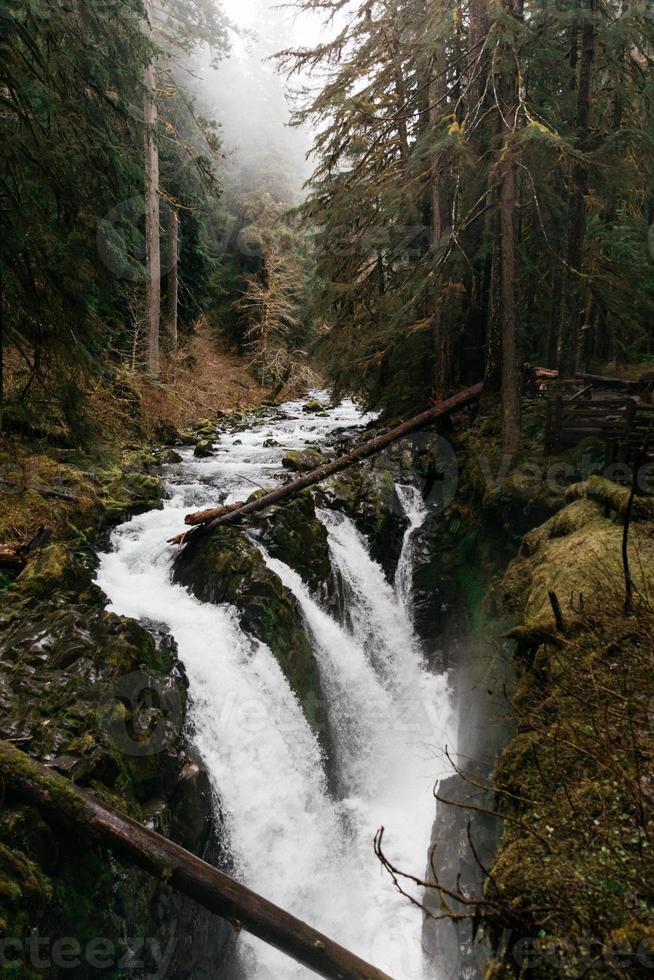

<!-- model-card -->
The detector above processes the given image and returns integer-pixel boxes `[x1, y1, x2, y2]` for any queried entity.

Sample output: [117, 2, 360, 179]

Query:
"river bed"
[96, 393, 456, 980]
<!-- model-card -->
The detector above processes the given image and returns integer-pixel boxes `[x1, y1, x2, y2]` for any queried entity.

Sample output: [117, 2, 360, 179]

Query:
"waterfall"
[96, 396, 455, 980]
[394, 484, 427, 615]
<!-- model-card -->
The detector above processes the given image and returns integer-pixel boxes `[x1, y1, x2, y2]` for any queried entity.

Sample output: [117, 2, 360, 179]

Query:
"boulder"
[247, 490, 335, 607]
[99, 470, 164, 525]
[172, 527, 324, 732]
[302, 399, 326, 414]
[317, 466, 408, 580]
[157, 448, 183, 465]
[0, 557, 232, 976]
[194, 439, 215, 459]
[502, 492, 654, 629]
[281, 448, 327, 472]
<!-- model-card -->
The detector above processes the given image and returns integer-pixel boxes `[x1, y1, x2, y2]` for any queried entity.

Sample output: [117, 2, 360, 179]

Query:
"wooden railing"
[545, 394, 654, 461]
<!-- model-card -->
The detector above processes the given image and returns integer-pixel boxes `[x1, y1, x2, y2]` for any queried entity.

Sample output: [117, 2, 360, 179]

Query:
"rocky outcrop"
[247, 490, 336, 610]
[172, 526, 324, 734]
[0, 545, 235, 979]
[502, 495, 654, 630]
[317, 466, 407, 580]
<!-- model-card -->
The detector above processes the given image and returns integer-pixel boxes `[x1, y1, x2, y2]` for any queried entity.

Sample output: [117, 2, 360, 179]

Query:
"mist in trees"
[2, 0, 654, 450]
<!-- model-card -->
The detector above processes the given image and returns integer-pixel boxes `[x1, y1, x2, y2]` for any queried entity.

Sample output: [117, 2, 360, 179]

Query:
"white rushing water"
[96, 394, 456, 980]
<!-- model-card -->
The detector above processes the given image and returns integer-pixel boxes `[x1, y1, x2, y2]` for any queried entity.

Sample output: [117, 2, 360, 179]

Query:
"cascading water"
[394, 485, 427, 616]
[96, 394, 456, 980]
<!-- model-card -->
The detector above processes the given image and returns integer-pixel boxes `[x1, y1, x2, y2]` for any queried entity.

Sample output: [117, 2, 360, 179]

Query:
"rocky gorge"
[1, 392, 649, 980]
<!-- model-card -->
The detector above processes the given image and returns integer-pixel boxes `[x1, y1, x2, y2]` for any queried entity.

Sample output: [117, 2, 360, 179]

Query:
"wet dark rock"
[247, 490, 336, 609]
[153, 419, 182, 445]
[194, 439, 215, 459]
[263, 438, 279, 448]
[157, 448, 183, 465]
[172, 527, 324, 734]
[317, 466, 408, 580]
[282, 448, 327, 472]
[16, 542, 104, 606]
[0, 549, 234, 978]
[302, 399, 326, 414]
[98, 470, 165, 525]
[409, 511, 461, 663]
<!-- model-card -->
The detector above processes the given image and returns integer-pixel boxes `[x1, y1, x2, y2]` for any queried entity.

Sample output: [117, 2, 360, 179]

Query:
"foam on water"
[96, 394, 455, 979]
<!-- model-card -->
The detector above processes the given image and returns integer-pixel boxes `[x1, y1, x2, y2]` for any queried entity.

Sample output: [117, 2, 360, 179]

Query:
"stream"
[96, 394, 456, 980]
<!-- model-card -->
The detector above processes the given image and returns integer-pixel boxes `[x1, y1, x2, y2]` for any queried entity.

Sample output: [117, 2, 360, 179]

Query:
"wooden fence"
[545, 394, 654, 461]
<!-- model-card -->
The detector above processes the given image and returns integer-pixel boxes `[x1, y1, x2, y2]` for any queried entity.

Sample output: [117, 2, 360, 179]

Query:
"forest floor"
[0, 322, 272, 559]
[85, 320, 272, 443]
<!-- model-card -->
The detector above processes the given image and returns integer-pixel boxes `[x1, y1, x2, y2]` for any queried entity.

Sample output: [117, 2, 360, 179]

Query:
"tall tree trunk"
[430, 51, 453, 396]
[466, 0, 493, 388]
[166, 207, 179, 352]
[558, 0, 597, 378]
[490, 0, 521, 453]
[484, 200, 503, 398]
[499, 134, 520, 454]
[0, 267, 4, 434]
[144, 0, 161, 377]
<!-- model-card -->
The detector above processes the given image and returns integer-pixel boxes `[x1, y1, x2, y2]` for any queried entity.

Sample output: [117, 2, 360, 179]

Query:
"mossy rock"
[172, 527, 323, 731]
[281, 448, 327, 472]
[15, 543, 101, 605]
[193, 439, 215, 459]
[302, 399, 326, 414]
[247, 491, 335, 605]
[502, 494, 654, 628]
[0, 562, 228, 975]
[157, 448, 183, 465]
[99, 471, 164, 525]
[318, 465, 407, 578]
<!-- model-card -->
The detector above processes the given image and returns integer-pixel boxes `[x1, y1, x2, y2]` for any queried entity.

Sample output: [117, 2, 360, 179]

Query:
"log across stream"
[95, 393, 458, 979]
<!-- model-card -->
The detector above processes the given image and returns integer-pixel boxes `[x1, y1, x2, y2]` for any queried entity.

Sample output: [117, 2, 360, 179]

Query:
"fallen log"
[575, 372, 643, 391]
[171, 382, 483, 544]
[586, 475, 654, 521]
[0, 741, 393, 980]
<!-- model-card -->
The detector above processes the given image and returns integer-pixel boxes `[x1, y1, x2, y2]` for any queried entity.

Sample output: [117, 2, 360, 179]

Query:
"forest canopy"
[1, 0, 654, 450]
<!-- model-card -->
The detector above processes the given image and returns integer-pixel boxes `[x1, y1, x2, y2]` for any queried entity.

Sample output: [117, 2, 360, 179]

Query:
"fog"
[192, 0, 324, 204]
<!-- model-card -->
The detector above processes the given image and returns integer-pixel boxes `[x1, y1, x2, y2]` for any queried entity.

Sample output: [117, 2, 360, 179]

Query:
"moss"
[302, 399, 327, 414]
[587, 474, 654, 520]
[318, 465, 407, 576]
[481, 496, 654, 978]
[98, 470, 164, 524]
[172, 527, 323, 731]
[247, 490, 333, 601]
[501, 493, 654, 629]
[193, 439, 215, 458]
[281, 448, 327, 472]
[14, 543, 100, 604]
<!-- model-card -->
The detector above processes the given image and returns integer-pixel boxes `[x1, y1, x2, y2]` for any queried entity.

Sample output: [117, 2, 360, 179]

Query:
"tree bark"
[492, 0, 521, 454]
[499, 131, 520, 455]
[0, 741, 392, 980]
[430, 49, 453, 396]
[166, 207, 179, 352]
[558, 0, 598, 379]
[0, 267, 4, 433]
[173, 383, 484, 543]
[144, 0, 161, 377]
